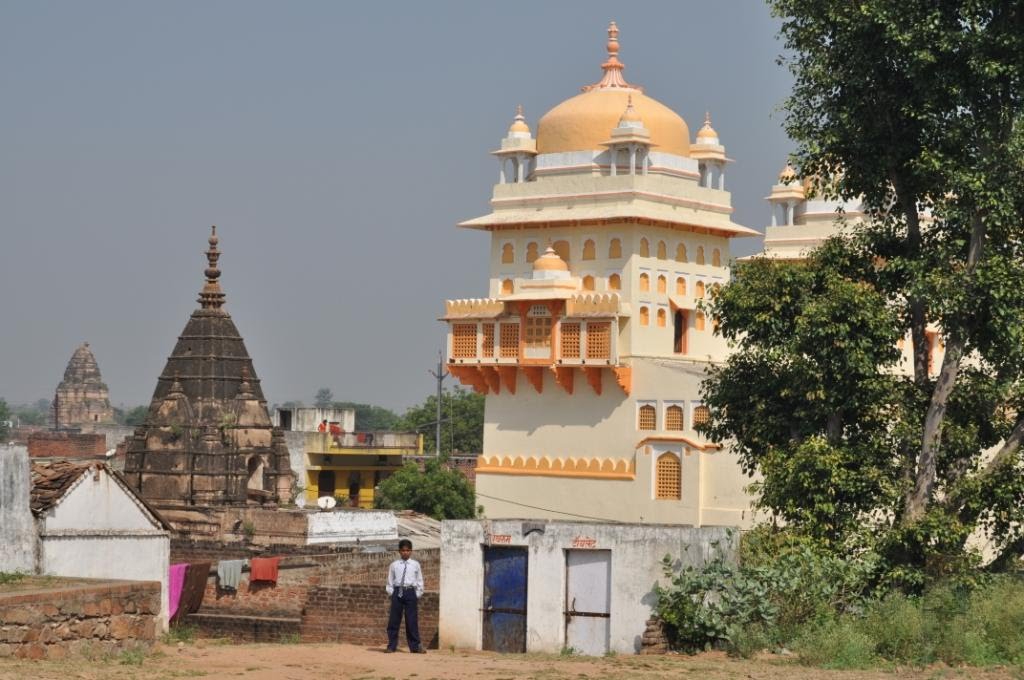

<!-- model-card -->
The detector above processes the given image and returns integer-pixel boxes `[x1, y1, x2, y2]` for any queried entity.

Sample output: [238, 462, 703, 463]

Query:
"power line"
[474, 491, 625, 523]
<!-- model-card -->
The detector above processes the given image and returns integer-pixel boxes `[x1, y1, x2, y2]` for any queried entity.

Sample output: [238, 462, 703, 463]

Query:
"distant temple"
[54, 342, 115, 429]
[124, 227, 293, 514]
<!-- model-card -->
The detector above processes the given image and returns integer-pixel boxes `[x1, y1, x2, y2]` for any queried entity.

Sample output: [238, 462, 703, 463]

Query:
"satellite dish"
[317, 496, 337, 510]
[295, 496, 307, 509]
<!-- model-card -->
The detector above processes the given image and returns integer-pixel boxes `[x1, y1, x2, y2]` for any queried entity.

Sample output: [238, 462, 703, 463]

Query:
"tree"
[122, 405, 149, 427]
[332, 401, 400, 431]
[374, 458, 476, 520]
[398, 388, 484, 455]
[705, 0, 1024, 582]
[0, 399, 10, 442]
[314, 388, 334, 408]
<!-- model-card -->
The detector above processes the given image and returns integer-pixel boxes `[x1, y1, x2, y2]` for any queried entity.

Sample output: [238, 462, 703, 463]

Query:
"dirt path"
[0, 642, 1020, 680]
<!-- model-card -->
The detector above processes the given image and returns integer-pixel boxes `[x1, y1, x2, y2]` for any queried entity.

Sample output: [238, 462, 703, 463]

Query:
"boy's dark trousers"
[386, 589, 421, 651]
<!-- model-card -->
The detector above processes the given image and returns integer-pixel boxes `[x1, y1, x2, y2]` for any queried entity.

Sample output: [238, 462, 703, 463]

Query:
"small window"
[501, 278, 514, 295]
[657, 308, 667, 327]
[526, 242, 539, 263]
[693, 405, 711, 427]
[639, 238, 650, 258]
[695, 311, 706, 331]
[482, 324, 495, 358]
[553, 240, 571, 263]
[501, 243, 514, 264]
[638, 404, 656, 430]
[657, 275, 667, 294]
[712, 248, 722, 267]
[676, 277, 686, 295]
[586, 321, 611, 359]
[582, 275, 595, 291]
[655, 453, 681, 500]
[665, 405, 684, 431]
[696, 246, 706, 265]
[608, 273, 621, 290]
[609, 238, 622, 259]
[696, 281, 705, 299]
[561, 322, 581, 359]
[639, 273, 650, 292]
[676, 243, 688, 263]
[640, 306, 650, 326]
[452, 323, 478, 358]
[657, 241, 667, 259]
[582, 239, 596, 260]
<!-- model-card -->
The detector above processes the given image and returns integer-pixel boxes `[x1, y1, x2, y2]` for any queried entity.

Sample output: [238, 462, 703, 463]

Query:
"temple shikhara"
[53, 342, 115, 429]
[124, 227, 293, 524]
[443, 23, 759, 525]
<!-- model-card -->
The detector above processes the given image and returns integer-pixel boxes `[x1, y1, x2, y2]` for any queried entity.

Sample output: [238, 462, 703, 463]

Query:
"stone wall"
[0, 446, 35, 573]
[0, 580, 160, 660]
[185, 612, 300, 643]
[27, 432, 106, 459]
[301, 585, 439, 649]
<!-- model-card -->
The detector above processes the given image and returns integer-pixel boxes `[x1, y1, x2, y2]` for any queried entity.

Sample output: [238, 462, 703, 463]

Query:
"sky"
[0, 1, 793, 413]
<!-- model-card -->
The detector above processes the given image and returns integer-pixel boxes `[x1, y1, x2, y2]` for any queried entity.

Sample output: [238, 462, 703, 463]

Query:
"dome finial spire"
[198, 225, 226, 310]
[582, 21, 639, 92]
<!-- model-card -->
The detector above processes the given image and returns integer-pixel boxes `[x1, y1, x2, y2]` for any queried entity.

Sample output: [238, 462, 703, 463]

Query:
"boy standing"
[385, 539, 425, 653]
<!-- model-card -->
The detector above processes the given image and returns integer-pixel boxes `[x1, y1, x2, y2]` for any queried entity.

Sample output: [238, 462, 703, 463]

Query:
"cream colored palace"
[442, 23, 761, 525]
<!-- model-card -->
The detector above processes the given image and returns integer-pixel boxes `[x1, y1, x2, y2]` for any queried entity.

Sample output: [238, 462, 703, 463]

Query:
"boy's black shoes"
[412, 648, 427, 654]
[384, 648, 396, 653]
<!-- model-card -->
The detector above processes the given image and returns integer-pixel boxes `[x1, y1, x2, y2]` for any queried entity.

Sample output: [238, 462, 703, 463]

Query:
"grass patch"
[119, 644, 148, 666]
[0, 571, 27, 585]
[162, 623, 198, 644]
[278, 632, 301, 644]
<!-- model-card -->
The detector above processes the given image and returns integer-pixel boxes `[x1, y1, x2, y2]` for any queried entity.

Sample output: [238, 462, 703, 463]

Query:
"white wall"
[0, 446, 36, 573]
[306, 509, 398, 544]
[36, 468, 170, 630]
[440, 520, 735, 655]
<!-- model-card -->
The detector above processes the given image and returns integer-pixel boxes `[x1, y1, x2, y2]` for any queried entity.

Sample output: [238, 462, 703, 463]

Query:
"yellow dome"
[533, 246, 569, 271]
[508, 104, 530, 135]
[535, 22, 690, 156]
[696, 112, 718, 141]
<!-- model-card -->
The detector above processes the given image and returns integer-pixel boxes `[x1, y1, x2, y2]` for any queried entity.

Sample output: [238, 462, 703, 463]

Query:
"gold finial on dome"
[582, 21, 639, 92]
[508, 104, 530, 134]
[696, 111, 718, 140]
[619, 94, 642, 125]
[533, 245, 569, 272]
[198, 225, 226, 310]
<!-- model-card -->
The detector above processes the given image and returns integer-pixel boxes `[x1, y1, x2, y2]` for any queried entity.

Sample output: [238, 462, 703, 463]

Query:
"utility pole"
[428, 349, 448, 458]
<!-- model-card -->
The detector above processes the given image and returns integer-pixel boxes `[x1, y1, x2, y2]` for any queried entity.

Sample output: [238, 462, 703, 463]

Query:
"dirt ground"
[1, 642, 1021, 680]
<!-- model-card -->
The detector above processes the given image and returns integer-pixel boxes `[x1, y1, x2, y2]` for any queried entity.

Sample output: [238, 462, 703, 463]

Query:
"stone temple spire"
[197, 225, 226, 311]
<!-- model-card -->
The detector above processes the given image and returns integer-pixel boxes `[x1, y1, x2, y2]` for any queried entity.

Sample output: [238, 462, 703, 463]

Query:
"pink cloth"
[168, 563, 188, 620]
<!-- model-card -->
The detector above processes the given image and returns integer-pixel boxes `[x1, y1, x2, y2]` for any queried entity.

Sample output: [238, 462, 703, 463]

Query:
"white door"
[565, 549, 611, 655]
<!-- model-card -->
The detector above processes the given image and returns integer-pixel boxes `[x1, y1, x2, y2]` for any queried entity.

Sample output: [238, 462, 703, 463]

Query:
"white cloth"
[386, 557, 424, 598]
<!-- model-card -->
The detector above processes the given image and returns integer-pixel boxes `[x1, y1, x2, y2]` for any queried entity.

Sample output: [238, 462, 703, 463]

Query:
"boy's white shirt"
[386, 557, 424, 598]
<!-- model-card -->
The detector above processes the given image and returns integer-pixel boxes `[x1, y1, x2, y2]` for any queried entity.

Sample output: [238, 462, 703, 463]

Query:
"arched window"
[608, 273, 621, 290]
[657, 241, 667, 259]
[676, 243, 688, 263]
[657, 275, 667, 294]
[553, 240, 571, 263]
[501, 278, 514, 295]
[655, 453, 681, 500]
[582, 239, 596, 260]
[693, 405, 711, 427]
[665, 405, 684, 431]
[695, 281, 705, 299]
[501, 243, 514, 264]
[582, 275, 595, 291]
[712, 248, 722, 267]
[640, 306, 650, 326]
[247, 456, 264, 491]
[609, 238, 622, 259]
[657, 308, 667, 327]
[639, 238, 650, 258]
[526, 242, 539, 263]
[695, 310, 706, 331]
[638, 404, 656, 430]
[676, 277, 686, 295]
[696, 246, 706, 265]
[673, 310, 687, 353]
[639, 273, 650, 292]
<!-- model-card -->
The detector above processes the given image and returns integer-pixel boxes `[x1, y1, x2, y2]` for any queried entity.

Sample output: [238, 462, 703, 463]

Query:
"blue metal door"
[482, 546, 528, 652]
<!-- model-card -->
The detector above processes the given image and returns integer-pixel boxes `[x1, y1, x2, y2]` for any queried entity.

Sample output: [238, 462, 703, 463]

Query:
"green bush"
[792, 617, 878, 669]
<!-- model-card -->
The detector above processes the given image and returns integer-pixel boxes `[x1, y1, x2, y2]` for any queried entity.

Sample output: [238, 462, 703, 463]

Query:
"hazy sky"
[0, 1, 793, 413]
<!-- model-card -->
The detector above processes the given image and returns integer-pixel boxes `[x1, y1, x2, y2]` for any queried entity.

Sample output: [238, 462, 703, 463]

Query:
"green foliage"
[118, 644, 147, 666]
[0, 572, 26, 585]
[121, 405, 149, 426]
[332, 401, 400, 431]
[398, 387, 484, 455]
[8, 399, 50, 426]
[314, 388, 334, 408]
[0, 399, 9, 441]
[374, 458, 475, 520]
[162, 623, 198, 644]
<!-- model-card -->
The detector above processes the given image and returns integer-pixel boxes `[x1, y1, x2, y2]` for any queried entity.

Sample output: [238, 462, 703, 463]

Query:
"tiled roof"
[30, 460, 93, 515]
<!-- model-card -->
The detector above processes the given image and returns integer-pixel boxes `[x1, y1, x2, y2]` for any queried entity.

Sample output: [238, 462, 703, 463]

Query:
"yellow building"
[443, 23, 759, 525]
[304, 431, 423, 508]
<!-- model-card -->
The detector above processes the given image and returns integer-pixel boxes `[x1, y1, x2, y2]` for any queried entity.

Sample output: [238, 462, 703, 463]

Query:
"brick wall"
[27, 432, 106, 458]
[184, 612, 300, 643]
[0, 580, 160, 660]
[300, 585, 439, 649]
